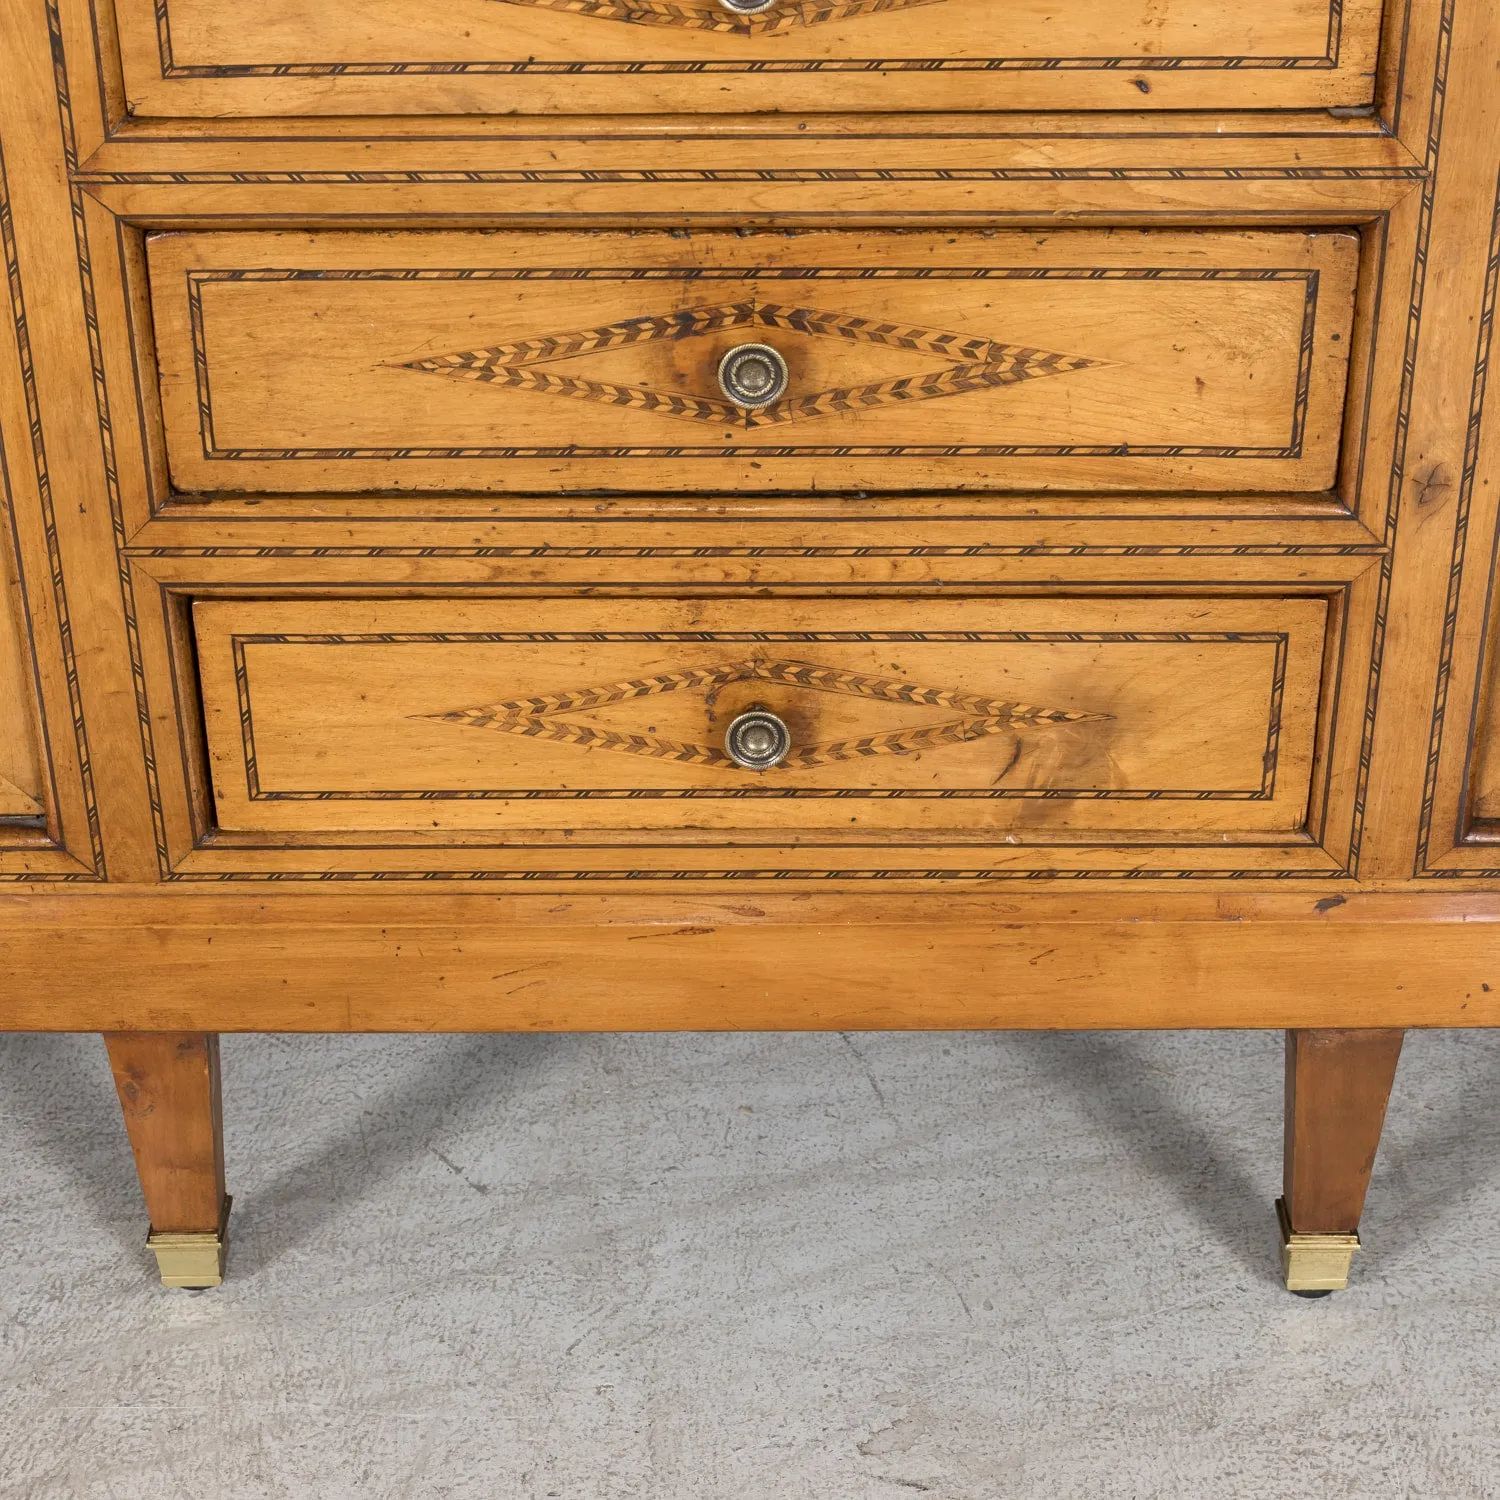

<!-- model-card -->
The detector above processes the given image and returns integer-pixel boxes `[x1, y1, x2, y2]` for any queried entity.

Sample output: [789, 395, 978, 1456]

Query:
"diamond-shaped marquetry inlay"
[421, 659, 1107, 771]
[402, 302, 1105, 429]
[489, 0, 950, 35]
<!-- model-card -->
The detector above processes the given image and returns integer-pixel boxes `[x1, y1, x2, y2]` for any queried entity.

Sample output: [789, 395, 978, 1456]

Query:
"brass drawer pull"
[717, 0, 778, 13]
[725, 708, 791, 770]
[717, 343, 789, 409]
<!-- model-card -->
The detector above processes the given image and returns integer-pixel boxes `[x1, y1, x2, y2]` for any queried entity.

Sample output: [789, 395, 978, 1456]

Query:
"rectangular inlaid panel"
[1458, 643, 1500, 837]
[113, 0, 1384, 115]
[147, 230, 1361, 498]
[193, 596, 1328, 844]
[0, 526, 44, 820]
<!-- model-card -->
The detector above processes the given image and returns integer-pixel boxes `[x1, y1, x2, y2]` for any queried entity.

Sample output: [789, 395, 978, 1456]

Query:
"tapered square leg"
[1279, 1028, 1403, 1295]
[103, 1033, 230, 1288]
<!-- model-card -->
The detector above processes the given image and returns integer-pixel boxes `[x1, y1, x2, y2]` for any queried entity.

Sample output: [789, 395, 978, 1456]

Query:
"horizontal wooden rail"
[3, 889, 1498, 1032]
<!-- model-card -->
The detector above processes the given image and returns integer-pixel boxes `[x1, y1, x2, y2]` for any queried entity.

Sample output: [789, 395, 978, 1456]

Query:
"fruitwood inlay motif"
[422, 658, 1108, 770]
[403, 302, 1104, 429]
[488, 0, 949, 35]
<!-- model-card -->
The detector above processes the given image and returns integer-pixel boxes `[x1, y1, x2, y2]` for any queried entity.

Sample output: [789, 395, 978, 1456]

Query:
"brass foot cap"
[147, 1196, 231, 1288]
[1277, 1196, 1359, 1294]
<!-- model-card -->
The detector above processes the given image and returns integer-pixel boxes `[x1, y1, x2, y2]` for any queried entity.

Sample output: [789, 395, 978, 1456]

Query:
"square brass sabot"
[147, 1197, 232, 1289]
[1276, 1197, 1360, 1293]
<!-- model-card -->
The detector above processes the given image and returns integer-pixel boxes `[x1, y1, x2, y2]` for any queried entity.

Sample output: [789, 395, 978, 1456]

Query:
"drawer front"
[149, 230, 1359, 498]
[0, 533, 44, 821]
[193, 596, 1328, 846]
[114, 0, 1383, 116]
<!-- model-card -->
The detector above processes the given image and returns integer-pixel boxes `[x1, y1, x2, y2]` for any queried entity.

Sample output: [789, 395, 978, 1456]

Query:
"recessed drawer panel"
[115, 0, 1384, 116]
[194, 596, 1328, 844]
[1, 533, 44, 821]
[148, 230, 1360, 498]
[1455, 632, 1500, 841]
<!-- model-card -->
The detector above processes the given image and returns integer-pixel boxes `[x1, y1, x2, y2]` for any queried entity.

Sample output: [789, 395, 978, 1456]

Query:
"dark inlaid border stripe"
[76, 168, 1427, 186]
[0, 124, 103, 878]
[1347, 0, 1455, 876]
[1415, 158, 1500, 873]
[148, 0, 1346, 77]
[43, 0, 171, 877]
[183, 265, 1322, 464]
[225, 628, 1290, 804]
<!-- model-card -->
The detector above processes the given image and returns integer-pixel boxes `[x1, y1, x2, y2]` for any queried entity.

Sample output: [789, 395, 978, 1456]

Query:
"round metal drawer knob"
[717, 343, 789, 410]
[725, 708, 791, 771]
[718, 0, 777, 13]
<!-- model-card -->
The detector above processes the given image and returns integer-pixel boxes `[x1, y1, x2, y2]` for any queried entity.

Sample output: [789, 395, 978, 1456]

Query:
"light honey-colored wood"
[122, 538, 1374, 881]
[111, 0, 1385, 118]
[1, 0, 1498, 1290]
[0, 0, 157, 882]
[146, 229, 1360, 498]
[0, 519, 44, 819]
[5, 890, 1500, 1033]
[78, 119, 1424, 261]
[103, 1032, 226, 1233]
[0, 3, 1477, 899]
[192, 595, 1328, 844]
[102, 1030, 231, 1285]
[1346, 0, 1500, 883]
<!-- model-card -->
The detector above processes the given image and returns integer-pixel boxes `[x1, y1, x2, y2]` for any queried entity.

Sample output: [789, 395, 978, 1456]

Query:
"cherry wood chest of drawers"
[2, 0, 1499, 1294]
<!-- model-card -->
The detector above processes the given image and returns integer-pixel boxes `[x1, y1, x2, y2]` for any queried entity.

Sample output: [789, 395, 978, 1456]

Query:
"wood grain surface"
[78, 117, 1422, 239]
[0, 0, 1496, 1028]
[0, 522, 44, 819]
[103, 1031, 226, 1233]
[1283, 1028, 1405, 1232]
[1351, 0, 1500, 882]
[3, 890, 1499, 1033]
[111, 0, 1385, 117]
[1466, 674, 1500, 829]
[145, 229, 1360, 497]
[193, 595, 1328, 844]
[1457, 623, 1500, 835]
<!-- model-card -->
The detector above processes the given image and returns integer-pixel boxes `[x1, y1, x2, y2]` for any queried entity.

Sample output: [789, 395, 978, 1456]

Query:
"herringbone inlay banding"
[422, 658, 1107, 770]
[401, 302, 1104, 429]
[488, 0, 951, 36]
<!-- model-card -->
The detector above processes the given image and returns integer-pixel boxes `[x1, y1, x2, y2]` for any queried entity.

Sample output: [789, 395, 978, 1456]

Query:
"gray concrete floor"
[1, 1029, 1498, 1498]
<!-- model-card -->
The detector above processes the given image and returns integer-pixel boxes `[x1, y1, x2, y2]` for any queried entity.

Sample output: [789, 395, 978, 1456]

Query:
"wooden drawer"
[148, 229, 1360, 499]
[193, 595, 1328, 846]
[113, 0, 1384, 116]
